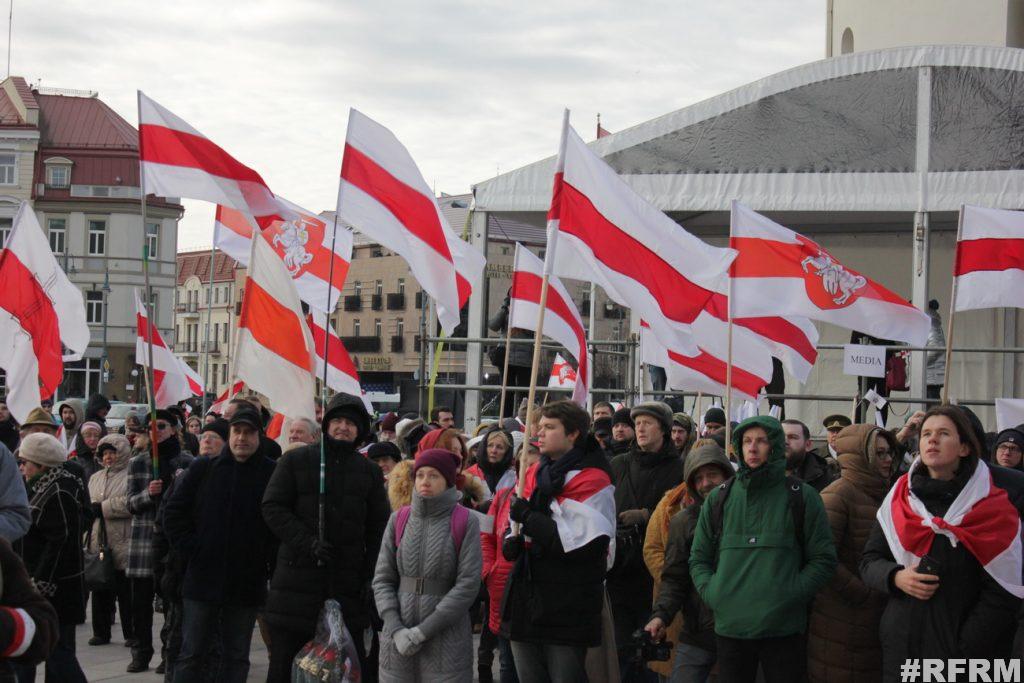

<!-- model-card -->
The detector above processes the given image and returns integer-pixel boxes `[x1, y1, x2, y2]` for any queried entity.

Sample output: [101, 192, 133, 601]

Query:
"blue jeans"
[173, 600, 258, 683]
[670, 642, 714, 683]
[497, 636, 519, 682]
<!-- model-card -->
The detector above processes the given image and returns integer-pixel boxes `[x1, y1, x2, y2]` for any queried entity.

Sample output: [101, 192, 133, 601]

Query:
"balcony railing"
[371, 294, 383, 311]
[387, 293, 405, 310]
[344, 295, 362, 312]
[390, 335, 404, 352]
[340, 336, 381, 353]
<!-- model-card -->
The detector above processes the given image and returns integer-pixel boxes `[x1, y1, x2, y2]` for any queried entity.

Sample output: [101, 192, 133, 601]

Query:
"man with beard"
[55, 399, 84, 451]
[125, 410, 193, 673]
[262, 393, 389, 682]
[645, 442, 735, 681]
[781, 419, 838, 493]
[84, 393, 112, 433]
[609, 408, 635, 457]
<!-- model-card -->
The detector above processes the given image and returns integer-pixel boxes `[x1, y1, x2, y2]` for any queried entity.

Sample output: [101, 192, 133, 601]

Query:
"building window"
[221, 363, 228, 384]
[213, 286, 219, 304]
[0, 218, 10, 248]
[353, 319, 361, 336]
[223, 323, 229, 343]
[396, 318, 404, 337]
[841, 27, 854, 55]
[86, 290, 104, 324]
[374, 319, 382, 338]
[46, 164, 70, 188]
[375, 280, 383, 296]
[88, 220, 106, 255]
[397, 278, 405, 295]
[145, 222, 159, 259]
[213, 323, 220, 345]
[0, 154, 15, 185]
[46, 218, 66, 254]
[354, 281, 362, 298]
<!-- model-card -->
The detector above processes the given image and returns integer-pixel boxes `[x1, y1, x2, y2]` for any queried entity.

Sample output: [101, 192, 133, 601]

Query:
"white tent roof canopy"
[473, 45, 1024, 214]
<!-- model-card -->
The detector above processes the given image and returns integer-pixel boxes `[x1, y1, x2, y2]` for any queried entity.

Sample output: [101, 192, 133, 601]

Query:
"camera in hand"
[631, 629, 672, 663]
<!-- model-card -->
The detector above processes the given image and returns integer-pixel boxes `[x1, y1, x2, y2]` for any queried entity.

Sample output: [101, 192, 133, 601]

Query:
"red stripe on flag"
[135, 312, 168, 348]
[667, 348, 767, 397]
[239, 279, 311, 371]
[139, 124, 270, 186]
[730, 236, 911, 307]
[341, 144, 454, 266]
[266, 412, 285, 440]
[511, 269, 588, 388]
[955, 238, 1024, 276]
[704, 294, 817, 364]
[557, 179, 714, 324]
[0, 251, 62, 398]
[307, 314, 360, 379]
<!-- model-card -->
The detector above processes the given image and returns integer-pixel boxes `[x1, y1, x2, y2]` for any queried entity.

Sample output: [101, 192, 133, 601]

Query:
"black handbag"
[83, 514, 117, 592]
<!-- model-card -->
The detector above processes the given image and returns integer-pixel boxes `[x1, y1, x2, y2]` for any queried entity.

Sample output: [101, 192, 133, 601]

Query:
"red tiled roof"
[176, 250, 238, 286]
[36, 93, 137, 149]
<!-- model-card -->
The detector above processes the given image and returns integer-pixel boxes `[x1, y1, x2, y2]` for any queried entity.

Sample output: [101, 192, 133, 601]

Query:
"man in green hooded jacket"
[689, 415, 836, 682]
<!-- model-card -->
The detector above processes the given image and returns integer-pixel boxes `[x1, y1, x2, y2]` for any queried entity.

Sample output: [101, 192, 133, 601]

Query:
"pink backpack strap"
[450, 504, 470, 556]
[394, 506, 412, 548]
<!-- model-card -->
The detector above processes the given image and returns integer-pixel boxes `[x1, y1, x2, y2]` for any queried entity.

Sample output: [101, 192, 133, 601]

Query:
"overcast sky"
[15, 0, 823, 249]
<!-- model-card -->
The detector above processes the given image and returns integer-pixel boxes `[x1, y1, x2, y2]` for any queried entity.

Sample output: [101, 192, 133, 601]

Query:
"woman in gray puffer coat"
[373, 448, 482, 683]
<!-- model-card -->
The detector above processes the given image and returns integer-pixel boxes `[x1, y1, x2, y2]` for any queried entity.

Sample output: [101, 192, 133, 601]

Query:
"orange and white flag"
[235, 235, 316, 420]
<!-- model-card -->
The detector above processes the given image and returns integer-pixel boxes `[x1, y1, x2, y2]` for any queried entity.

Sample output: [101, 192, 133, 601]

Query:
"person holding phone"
[860, 405, 1024, 679]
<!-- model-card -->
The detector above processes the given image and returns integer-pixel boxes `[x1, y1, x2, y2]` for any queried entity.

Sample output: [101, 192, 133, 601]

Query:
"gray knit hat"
[630, 401, 673, 435]
[19, 433, 67, 469]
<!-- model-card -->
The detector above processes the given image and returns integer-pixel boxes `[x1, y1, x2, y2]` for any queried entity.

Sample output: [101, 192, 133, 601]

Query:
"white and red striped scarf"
[877, 457, 1024, 597]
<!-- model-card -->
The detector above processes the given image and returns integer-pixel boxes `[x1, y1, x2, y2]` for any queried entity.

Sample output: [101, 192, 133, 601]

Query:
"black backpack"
[707, 475, 806, 565]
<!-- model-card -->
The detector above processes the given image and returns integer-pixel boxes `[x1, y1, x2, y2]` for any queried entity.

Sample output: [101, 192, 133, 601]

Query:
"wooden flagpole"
[137, 91, 161, 480]
[724, 201, 737, 450]
[940, 205, 964, 405]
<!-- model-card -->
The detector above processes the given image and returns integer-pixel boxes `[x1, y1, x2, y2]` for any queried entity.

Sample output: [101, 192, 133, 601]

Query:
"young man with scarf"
[501, 400, 616, 682]
[861, 405, 1024, 678]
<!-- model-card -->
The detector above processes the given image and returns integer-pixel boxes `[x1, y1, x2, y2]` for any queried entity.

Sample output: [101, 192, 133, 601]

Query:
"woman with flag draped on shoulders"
[860, 405, 1024, 681]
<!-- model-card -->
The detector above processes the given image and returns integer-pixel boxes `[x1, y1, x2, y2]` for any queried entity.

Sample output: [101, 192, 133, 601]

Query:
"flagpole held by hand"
[137, 91, 160, 480]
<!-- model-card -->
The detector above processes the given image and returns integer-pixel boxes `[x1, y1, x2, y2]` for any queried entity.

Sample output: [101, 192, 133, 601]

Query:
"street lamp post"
[100, 270, 111, 395]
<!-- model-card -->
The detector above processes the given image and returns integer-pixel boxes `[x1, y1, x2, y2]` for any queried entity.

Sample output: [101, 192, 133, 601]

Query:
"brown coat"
[807, 424, 894, 683]
[642, 481, 689, 677]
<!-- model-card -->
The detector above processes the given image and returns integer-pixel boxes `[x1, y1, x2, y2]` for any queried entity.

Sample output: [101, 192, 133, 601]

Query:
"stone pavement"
[62, 614, 268, 682]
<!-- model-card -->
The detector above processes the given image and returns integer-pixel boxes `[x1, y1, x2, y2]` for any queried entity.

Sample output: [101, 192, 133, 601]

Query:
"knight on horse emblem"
[801, 250, 866, 307]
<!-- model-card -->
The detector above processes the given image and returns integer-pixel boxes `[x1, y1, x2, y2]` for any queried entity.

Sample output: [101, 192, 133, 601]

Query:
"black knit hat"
[145, 409, 179, 427]
[201, 418, 229, 441]
[612, 408, 634, 428]
[367, 441, 401, 462]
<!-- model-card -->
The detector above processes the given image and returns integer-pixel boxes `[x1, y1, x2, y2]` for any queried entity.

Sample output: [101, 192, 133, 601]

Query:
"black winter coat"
[499, 440, 612, 647]
[860, 460, 1022, 681]
[608, 439, 685, 592]
[0, 537, 58, 672]
[163, 445, 277, 606]
[262, 436, 388, 634]
[17, 468, 85, 625]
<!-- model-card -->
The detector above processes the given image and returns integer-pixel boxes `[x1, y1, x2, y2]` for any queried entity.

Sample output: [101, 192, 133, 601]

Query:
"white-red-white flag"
[953, 205, 1024, 312]
[546, 118, 735, 356]
[305, 310, 373, 413]
[215, 199, 352, 313]
[641, 320, 768, 403]
[508, 244, 588, 406]
[235, 235, 316, 420]
[336, 109, 485, 334]
[548, 353, 578, 390]
[878, 458, 1024, 597]
[730, 202, 929, 346]
[0, 204, 90, 421]
[209, 380, 245, 415]
[135, 290, 202, 407]
[138, 92, 294, 220]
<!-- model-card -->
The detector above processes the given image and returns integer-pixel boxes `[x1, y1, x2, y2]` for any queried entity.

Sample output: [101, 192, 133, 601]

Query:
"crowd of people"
[0, 389, 1022, 682]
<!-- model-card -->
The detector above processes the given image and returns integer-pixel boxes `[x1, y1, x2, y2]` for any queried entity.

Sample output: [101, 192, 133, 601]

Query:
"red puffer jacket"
[480, 482, 517, 633]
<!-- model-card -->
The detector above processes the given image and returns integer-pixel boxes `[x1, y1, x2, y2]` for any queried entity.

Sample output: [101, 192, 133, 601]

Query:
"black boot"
[127, 649, 152, 673]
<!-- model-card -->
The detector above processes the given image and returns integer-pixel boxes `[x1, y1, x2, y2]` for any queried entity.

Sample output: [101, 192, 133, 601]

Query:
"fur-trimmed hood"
[386, 458, 490, 511]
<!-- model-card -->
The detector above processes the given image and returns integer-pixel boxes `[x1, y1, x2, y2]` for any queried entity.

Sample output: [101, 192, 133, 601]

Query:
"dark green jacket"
[689, 415, 837, 639]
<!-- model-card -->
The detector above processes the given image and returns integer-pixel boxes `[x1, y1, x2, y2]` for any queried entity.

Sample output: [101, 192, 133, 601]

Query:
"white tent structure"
[461, 45, 1024, 432]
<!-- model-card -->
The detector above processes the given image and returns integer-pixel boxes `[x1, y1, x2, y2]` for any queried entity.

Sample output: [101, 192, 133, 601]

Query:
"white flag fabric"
[135, 290, 201, 407]
[215, 198, 352, 313]
[548, 353, 578, 390]
[954, 205, 1024, 312]
[996, 398, 1024, 432]
[337, 109, 485, 334]
[235, 235, 316, 420]
[730, 202, 929, 346]
[306, 310, 373, 414]
[508, 244, 588, 406]
[138, 92, 294, 220]
[546, 119, 736, 356]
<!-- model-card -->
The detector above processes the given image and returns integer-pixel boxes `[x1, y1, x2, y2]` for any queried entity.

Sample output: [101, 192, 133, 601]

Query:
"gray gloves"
[394, 627, 426, 656]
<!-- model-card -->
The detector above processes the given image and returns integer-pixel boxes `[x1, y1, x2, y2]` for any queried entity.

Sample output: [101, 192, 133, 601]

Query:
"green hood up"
[730, 415, 786, 489]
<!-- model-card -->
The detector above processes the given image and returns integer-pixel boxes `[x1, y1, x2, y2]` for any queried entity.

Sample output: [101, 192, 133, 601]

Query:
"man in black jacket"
[644, 442, 734, 681]
[502, 400, 614, 682]
[781, 419, 838, 492]
[163, 405, 276, 683]
[609, 401, 685, 680]
[262, 393, 389, 683]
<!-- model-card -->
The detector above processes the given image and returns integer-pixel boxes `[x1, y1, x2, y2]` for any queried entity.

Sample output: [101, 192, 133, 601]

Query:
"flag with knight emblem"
[730, 201, 929, 346]
[547, 353, 578, 390]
